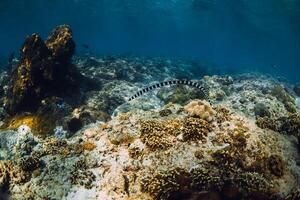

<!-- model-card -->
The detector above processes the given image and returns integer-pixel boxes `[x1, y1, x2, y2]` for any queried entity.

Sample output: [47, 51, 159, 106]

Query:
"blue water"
[0, 0, 299, 82]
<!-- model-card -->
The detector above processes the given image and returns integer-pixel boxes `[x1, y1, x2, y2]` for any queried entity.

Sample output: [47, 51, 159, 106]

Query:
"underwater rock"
[5, 25, 79, 115]
[45, 25, 75, 61]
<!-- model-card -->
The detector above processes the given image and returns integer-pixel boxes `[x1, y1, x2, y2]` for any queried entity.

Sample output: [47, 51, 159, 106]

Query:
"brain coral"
[184, 100, 215, 122]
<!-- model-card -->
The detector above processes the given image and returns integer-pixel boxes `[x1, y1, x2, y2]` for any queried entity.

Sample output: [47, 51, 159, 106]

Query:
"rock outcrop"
[5, 25, 79, 115]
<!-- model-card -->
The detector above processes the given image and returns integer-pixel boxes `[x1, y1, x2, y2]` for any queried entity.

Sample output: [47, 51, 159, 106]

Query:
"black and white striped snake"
[128, 80, 209, 101]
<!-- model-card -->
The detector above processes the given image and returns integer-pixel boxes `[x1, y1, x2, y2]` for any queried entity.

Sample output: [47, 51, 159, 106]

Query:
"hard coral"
[234, 172, 273, 198]
[45, 25, 75, 60]
[257, 113, 300, 138]
[278, 114, 300, 137]
[5, 25, 79, 115]
[256, 117, 278, 131]
[140, 120, 173, 151]
[141, 168, 190, 200]
[184, 100, 215, 122]
[190, 167, 223, 191]
[181, 117, 212, 142]
[254, 103, 271, 118]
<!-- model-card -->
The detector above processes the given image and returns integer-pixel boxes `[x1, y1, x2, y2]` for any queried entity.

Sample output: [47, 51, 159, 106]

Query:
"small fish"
[128, 80, 209, 101]
[81, 44, 90, 49]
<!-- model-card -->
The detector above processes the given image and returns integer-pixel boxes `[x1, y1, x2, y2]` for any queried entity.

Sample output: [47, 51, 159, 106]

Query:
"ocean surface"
[0, 0, 300, 82]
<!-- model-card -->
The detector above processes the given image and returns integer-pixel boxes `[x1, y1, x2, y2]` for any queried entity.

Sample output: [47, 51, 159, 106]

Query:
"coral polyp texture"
[0, 35, 299, 199]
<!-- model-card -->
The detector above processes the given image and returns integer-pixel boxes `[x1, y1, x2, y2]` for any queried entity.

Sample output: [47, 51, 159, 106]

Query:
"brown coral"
[141, 167, 190, 200]
[181, 117, 212, 142]
[140, 120, 173, 151]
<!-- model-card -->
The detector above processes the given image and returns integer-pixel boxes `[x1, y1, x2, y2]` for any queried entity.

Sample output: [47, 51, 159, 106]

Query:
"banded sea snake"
[128, 80, 209, 101]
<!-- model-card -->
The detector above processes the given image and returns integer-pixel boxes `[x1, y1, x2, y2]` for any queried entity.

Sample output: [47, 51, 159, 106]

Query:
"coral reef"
[0, 53, 299, 200]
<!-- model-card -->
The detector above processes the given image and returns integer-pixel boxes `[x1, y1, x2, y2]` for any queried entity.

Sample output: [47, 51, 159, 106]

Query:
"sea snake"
[128, 80, 209, 101]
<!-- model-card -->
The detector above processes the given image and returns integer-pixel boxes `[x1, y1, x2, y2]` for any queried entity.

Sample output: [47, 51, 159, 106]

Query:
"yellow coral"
[1, 113, 56, 137]
[5, 115, 39, 130]
[82, 141, 97, 151]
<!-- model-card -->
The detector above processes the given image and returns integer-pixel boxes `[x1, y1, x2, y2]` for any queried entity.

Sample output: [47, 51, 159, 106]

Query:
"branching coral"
[140, 167, 190, 200]
[190, 167, 223, 191]
[211, 124, 249, 171]
[233, 172, 273, 197]
[214, 106, 231, 123]
[181, 117, 212, 142]
[140, 120, 173, 151]
[256, 116, 278, 131]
